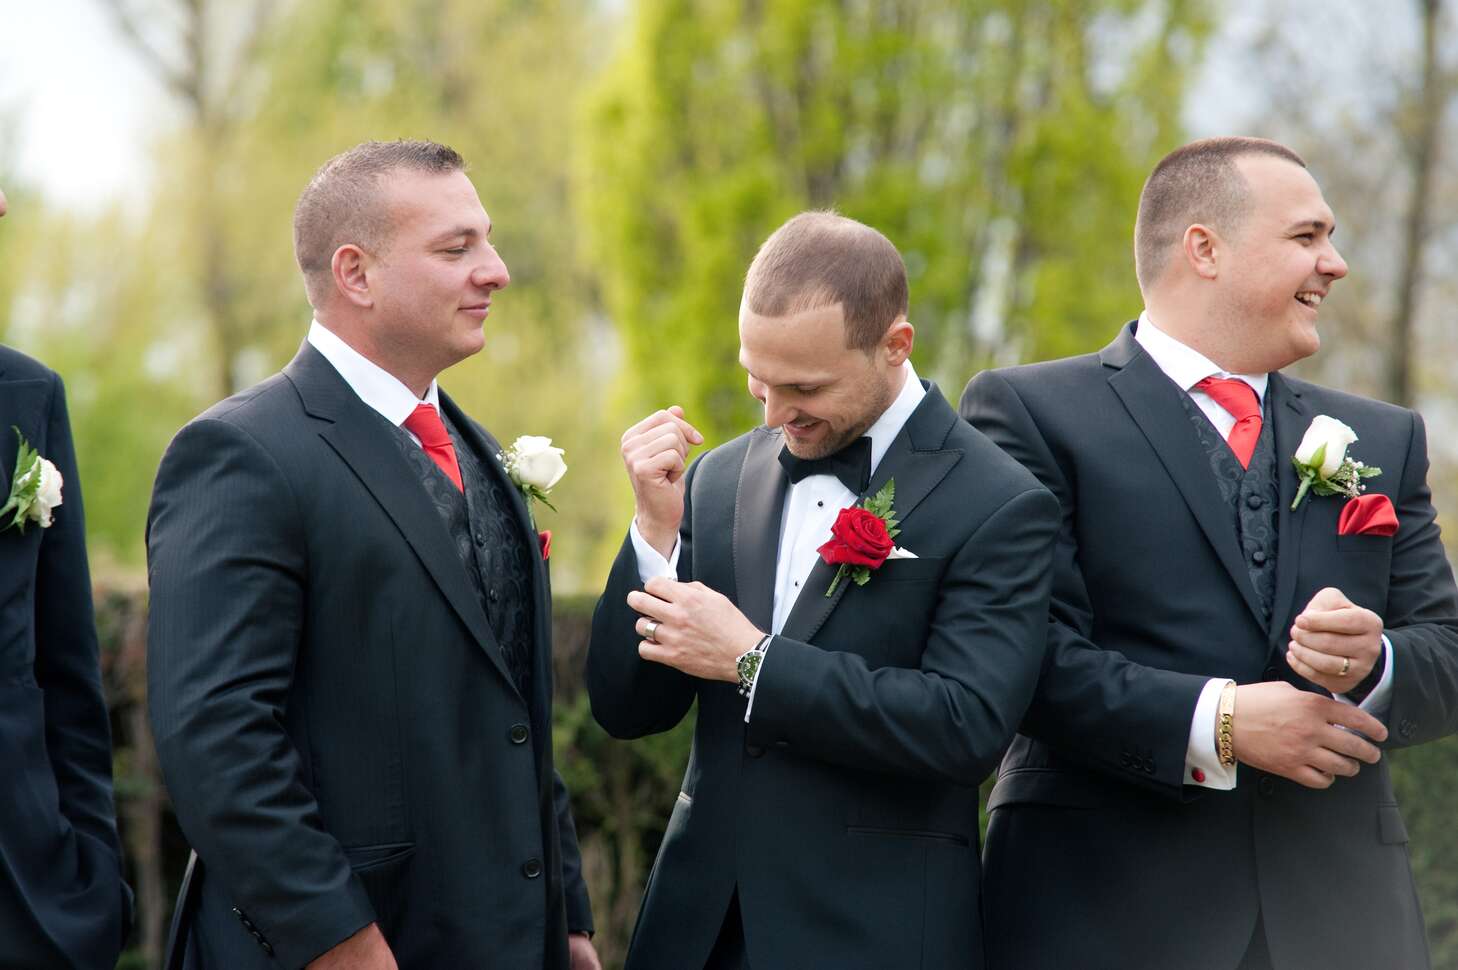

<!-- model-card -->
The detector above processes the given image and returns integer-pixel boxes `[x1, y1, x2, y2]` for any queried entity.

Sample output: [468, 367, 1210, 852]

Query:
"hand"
[307, 923, 398, 970]
[621, 407, 704, 558]
[569, 932, 603, 970]
[1231, 681, 1388, 789]
[626, 577, 763, 682]
[1286, 586, 1384, 694]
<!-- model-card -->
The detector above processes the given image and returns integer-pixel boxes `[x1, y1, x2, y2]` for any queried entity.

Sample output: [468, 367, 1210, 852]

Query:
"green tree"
[580, 0, 1211, 446]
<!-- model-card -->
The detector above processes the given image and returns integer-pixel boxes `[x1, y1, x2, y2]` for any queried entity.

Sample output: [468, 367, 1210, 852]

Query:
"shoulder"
[0, 344, 60, 385]
[971, 351, 1107, 400]
[1279, 375, 1416, 428]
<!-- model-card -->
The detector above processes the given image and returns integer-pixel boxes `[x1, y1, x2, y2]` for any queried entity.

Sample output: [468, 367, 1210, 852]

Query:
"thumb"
[1303, 586, 1352, 614]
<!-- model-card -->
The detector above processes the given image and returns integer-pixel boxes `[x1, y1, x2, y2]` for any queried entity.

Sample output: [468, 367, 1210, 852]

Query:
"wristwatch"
[736, 634, 772, 697]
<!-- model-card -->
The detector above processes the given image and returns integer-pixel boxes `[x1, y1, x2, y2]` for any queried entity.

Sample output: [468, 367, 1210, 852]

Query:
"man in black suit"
[147, 141, 598, 970]
[962, 137, 1458, 970]
[588, 211, 1059, 969]
[0, 185, 131, 969]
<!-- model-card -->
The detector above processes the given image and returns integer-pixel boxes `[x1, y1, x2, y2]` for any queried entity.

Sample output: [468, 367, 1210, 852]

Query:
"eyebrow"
[1287, 218, 1335, 237]
[428, 224, 492, 245]
[743, 367, 830, 388]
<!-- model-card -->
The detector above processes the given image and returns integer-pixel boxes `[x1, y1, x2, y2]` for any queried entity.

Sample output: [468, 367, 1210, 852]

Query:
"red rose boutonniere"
[817, 479, 917, 596]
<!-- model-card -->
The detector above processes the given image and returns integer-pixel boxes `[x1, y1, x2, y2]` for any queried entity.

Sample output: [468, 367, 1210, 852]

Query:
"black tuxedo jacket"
[587, 385, 1059, 970]
[961, 322, 1458, 970]
[0, 345, 130, 970]
[147, 344, 591, 970]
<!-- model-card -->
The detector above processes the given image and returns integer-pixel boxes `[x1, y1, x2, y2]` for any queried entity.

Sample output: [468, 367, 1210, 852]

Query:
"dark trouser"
[704, 892, 749, 970]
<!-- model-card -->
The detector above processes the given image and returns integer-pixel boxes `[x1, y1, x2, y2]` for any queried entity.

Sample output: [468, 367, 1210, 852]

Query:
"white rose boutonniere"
[1290, 415, 1382, 511]
[2, 428, 64, 532]
[500, 435, 567, 518]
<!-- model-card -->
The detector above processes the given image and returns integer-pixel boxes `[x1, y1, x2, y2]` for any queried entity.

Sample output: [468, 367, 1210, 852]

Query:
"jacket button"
[745, 744, 765, 758]
[1399, 719, 1415, 739]
[510, 723, 530, 744]
[1258, 776, 1276, 797]
[1252, 550, 1268, 566]
[522, 858, 543, 879]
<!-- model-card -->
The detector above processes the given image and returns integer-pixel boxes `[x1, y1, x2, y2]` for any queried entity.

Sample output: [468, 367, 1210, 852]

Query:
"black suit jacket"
[961, 322, 1458, 970]
[587, 385, 1059, 970]
[147, 343, 591, 970]
[0, 345, 130, 970]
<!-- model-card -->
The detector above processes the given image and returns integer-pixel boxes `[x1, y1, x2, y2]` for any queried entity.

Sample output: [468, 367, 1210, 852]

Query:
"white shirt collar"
[306, 319, 440, 425]
[1134, 311, 1268, 403]
[864, 360, 926, 475]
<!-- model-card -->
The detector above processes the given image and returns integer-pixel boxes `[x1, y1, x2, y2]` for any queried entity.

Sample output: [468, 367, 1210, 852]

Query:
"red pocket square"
[1338, 494, 1398, 537]
[538, 529, 553, 561]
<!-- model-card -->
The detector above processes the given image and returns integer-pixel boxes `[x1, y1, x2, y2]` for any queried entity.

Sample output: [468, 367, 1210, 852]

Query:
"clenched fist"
[621, 406, 704, 558]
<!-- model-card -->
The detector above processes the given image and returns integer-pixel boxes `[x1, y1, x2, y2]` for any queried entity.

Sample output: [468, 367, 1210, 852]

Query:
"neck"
[316, 314, 435, 398]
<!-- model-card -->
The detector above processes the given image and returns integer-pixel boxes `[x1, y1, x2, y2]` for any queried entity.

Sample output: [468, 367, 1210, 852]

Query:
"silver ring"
[1339, 657, 1351, 677]
[643, 619, 660, 642]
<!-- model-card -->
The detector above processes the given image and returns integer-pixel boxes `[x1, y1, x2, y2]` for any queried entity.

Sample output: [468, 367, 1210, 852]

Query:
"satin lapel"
[0, 380, 49, 496]
[1267, 374, 1311, 644]
[1107, 352, 1268, 629]
[778, 386, 962, 645]
[733, 429, 788, 633]
[284, 347, 518, 697]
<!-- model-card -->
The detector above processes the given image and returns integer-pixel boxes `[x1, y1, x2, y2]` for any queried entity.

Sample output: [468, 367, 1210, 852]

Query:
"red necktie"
[403, 403, 464, 492]
[1194, 376, 1262, 469]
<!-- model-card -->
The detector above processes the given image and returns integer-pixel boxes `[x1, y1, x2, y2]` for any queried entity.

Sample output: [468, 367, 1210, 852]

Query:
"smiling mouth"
[1294, 291, 1324, 309]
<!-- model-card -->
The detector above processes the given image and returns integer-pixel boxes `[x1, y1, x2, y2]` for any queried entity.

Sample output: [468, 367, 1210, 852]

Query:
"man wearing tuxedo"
[147, 142, 598, 970]
[0, 186, 132, 968]
[588, 211, 1059, 969]
[962, 137, 1458, 970]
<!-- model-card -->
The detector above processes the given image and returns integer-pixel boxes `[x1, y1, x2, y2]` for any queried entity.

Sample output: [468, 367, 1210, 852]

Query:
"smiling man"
[587, 211, 1059, 969]
[147, 141, 598, 970]
[962, 137, 1458, 969]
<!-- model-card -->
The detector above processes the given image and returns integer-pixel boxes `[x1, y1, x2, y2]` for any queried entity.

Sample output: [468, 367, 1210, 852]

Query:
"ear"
[1182, 224, 1221, 281]
[882, 317, 915, 366]
[331, 244, 374, 308]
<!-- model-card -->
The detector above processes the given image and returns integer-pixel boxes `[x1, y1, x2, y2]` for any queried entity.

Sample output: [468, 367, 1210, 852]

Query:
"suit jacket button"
[1258, 776, 1276, 797]
[522, 858, 543, 879]
[745, 744, 765, 758]
[1400, 719, 1415, 738]
[510, 723, 530, 744]
[1251, 550, 1268, 566]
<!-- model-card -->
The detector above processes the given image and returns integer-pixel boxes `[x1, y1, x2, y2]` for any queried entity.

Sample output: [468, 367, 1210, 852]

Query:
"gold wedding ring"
[1340, 657, 1351, 677]
[643, 619, 661, 642]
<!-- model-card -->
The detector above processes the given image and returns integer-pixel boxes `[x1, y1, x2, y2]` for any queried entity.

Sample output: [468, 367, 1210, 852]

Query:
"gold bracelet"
[1216, 681, 1237, 768]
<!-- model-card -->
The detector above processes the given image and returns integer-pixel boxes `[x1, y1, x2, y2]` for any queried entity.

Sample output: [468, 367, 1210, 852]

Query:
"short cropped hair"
[743, 211, 909, 351]
[293, 139, 466, 307]
[1134, 137, 1307, 291]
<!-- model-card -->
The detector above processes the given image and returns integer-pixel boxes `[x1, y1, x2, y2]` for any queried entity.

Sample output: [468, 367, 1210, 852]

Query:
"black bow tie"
[777, 436, 872, 494]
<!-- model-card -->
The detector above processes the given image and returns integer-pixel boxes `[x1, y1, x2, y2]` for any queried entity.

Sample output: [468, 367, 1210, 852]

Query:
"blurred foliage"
[580, 0, 1211, 444]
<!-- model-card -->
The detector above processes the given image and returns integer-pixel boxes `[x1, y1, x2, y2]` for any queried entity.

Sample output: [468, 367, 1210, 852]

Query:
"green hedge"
[100, 589, 1457, 969]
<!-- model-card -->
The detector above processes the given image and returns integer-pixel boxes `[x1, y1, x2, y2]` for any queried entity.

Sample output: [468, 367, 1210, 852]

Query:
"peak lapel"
[778, 385, 962, 644]
[1267, 374, 1310, 642]
[1106, 349, 1268, 630]
[733, 429, 788, 633]
[284, 346, 520, 698]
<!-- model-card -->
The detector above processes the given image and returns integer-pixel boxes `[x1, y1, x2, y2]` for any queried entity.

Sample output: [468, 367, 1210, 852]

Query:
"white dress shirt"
[631, 361, 927, 721]
[1135, 312, 1394, 790]
[306, 320, 440, 443]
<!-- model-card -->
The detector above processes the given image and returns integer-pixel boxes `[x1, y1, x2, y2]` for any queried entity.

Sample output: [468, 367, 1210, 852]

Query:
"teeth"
[1295, 292, 1323, 308]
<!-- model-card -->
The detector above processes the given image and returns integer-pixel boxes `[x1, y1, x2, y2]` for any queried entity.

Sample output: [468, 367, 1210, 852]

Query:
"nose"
[761, 388, 796, 430]
[473, 246, 510, 291]
[1320, 239, 1347, 281]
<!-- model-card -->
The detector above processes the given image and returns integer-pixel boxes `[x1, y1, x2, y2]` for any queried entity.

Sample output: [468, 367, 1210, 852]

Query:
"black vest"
[1181, 391, 1281, 627]
[387, 413, 537, 696]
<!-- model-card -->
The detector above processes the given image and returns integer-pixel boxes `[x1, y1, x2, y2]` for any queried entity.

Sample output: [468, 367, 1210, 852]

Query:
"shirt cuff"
[629, 518, 680, 585]
[1186, 678, 1238, 790]
[1336, 634, 1395, 717]
[742, 638, 772, 723]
